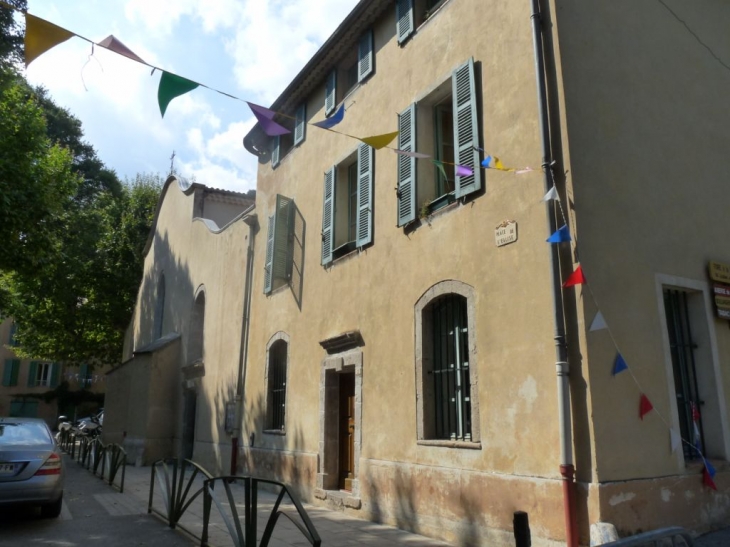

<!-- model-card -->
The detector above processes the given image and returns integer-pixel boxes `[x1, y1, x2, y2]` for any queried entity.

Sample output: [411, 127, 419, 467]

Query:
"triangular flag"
[589, 311, 607, 332]
[313, 104, 344, 129]
[639, 394, 654, 420]
[542, 186, 559, 202]
[359, 131, 399, 150]
[705, 459, 716, 478]
[516, 167, 535, 175]
[563, 265, 586, 288]
[394, 149, 431, 159]
[493, 157, 507, 171]
[670, 428, 682, 454]
[246, 102, 290, 136]
[481, 155, 492, 168]
[25, 14, 74, 67]
[455, 165, 473, 177]
[432, 160, 448, 182]
[158, 71, 199, 117]
[613, 353, 628, 376]
[546, 225, 571, 243]
[96, 35, 145, 64]
[703, 466, 718, 490]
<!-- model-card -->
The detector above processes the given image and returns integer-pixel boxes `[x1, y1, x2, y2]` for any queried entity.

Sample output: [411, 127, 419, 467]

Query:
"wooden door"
[338, 373, 355, 491]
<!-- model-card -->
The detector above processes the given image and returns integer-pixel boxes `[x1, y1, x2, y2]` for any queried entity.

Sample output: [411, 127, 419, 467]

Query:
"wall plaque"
[495, 220, 518, 247]
[709, 261, 730, 284]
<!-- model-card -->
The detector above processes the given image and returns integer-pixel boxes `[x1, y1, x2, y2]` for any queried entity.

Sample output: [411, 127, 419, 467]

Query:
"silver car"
[0, 417, 65, 518]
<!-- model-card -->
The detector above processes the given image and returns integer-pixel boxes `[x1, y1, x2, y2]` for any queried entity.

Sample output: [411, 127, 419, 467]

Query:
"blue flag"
[613, 353, 628, 376]
[546, 225, 571, 243]
[313, 104, 345, 129]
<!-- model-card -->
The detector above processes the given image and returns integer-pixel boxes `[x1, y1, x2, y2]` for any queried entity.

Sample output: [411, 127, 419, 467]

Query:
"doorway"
[182, 388, 197, 460]
[338, 372, 355, 491]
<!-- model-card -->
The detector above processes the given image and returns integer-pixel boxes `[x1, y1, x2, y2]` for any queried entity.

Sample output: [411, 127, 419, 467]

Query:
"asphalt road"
[0, 454, 193, 546]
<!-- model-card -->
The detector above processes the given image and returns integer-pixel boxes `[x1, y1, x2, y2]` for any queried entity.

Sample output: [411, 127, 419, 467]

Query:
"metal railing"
[102, 443, 127, 493]
[202, 476, 321, 547]
[148, 458, 214, 530]
[603, 527, 694, 546]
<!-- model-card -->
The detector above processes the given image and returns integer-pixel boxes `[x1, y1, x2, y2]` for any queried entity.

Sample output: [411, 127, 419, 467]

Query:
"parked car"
[0, 417, 65, 518]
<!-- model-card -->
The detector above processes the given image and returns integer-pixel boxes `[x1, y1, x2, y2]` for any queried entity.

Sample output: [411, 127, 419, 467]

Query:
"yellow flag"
[359, 131, 399, 150]
[25, 14, 74, 66]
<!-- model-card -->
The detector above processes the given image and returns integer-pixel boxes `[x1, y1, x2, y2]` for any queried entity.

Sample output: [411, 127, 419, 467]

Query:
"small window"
[34, 363, 52, 387]
[271, 132, 294, 168]
[264, 195, 294, 294]
[396, 0, 449, 44]
[324, 29, 374, 115]
[267, 339, 288, 432]
[79, 364, 92, 387]
[294, 103, 306, 146]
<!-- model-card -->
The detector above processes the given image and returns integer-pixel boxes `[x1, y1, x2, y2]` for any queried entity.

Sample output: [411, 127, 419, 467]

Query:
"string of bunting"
[543, 181, 719, 490]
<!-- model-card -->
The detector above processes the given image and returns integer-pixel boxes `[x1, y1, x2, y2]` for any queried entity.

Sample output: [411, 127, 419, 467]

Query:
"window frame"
[264, 332, 290, 435]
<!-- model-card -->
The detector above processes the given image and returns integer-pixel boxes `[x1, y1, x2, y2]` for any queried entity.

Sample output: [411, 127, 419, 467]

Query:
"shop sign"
[709, 261, 730, 284]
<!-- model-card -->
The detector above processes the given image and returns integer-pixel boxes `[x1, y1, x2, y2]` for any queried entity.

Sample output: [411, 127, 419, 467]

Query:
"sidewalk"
[109, 461, 450, 547]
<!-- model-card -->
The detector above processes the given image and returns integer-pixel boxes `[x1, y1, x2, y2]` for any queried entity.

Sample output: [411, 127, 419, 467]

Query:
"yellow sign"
[709, 261, 730, 284]
[715, 295, 730, 311]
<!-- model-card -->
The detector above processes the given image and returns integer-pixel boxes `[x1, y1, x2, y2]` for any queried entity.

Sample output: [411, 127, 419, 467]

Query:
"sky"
[24, 0, 360, 193]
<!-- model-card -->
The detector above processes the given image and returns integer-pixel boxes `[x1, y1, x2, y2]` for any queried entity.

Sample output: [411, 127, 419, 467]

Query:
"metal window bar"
[270, 343, 287, 431]
[664, 289, 705, 460]
[432, 295, 470, 440]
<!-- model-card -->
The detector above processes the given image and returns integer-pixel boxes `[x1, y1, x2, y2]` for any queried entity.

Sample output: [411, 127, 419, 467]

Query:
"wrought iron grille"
[431, 294, 471, 441]
[664, 289, 704, 460]
[270, 341, 287, 431]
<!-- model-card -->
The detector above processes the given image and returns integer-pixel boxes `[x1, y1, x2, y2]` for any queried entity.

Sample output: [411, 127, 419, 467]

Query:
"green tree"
[0, 0, 26, 68]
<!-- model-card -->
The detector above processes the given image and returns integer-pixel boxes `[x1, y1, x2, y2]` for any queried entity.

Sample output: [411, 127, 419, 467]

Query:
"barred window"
[267, 340, 288, 432]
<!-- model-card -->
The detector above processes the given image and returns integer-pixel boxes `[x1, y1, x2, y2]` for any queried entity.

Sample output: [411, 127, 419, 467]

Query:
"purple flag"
[247, 102, 290, 136]
[313, 103, 345, 129]
[456, 165, 473, 177]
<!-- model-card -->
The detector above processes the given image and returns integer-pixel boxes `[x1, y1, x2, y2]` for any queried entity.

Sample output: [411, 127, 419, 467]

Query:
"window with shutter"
[357, 30, 374, 83]
[271, 136, 281, 168]
[396, 0, 414, 44]
[2, 360, 13, 387]
[264, 195, 296, 295]
[294, 103, 306, 146]
[452, 58, 481, 199]
[397, 104, 417, 226]
[27, 361, 37, 388]
[264, 215, 275, 294]
[267, 339, 288, 431]
[79, 364, 89, 388]
[356, 143, 374, 248]
[321, 167, 335, 266]
[50, 363, 60, 388]
[10, 360, 19, 386]
[325, 70, 337, 116]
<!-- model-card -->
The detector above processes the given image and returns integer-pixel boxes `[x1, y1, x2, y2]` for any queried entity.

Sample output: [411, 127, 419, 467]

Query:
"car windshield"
[0, 422, 53, 446]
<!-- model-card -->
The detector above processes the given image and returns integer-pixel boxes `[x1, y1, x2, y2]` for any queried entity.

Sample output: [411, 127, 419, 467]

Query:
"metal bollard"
[514, 511, 531, 547]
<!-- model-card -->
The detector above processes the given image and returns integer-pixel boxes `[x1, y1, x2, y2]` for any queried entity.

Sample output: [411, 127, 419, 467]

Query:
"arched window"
[415, 281, 480, 444]
[153, 274, 165, 339]
[188, 288, 206, 364]
[266, 334, 289, 432]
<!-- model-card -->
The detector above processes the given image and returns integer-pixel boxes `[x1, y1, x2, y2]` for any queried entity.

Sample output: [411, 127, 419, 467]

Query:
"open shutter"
[2, 360, 12, 387]
[321, 167, 335, 265]
[264, 214, 275, 294]
[11, 360, 19, 386]
[452, 58, 481, 199]
[397, 103, 417, 226]
[396, 0, 414, 44]
[272, 195, 293, 283]
[79, 364, 88, 387]
[325, 70, 337, 116]
[358, 29, 374, 83]
[356, 143, 374, 247]
[294, 103, 306, 146]
[271, 136, 281, 168]
[27, 361, 37, 387]
[50, 363, 60, 388]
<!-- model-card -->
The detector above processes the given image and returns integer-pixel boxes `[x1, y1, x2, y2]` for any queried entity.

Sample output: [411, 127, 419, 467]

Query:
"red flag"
[639, 394, 653, 420]
[563, 265, 586, 288]
[703, 468, 718, 490]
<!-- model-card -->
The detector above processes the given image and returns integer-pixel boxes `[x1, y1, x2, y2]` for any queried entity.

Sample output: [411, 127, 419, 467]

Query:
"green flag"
[432, 160, 448, 182]
[158, 71, 199, 117]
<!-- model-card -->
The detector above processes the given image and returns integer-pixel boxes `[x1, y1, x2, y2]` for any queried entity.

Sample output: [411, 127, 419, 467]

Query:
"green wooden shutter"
[452, 58, 481, 199]
[10, 360, 19, 386]
[356, 143, 374, 248]
[271, 136, 281, 168]
[396, 0, 414, 44]
[321, 167, 335, 265]
[272, 195, 293, 284]
[325, 70, 337, 116]
[27, 361, 37, 387]
[79, 364, 88, 388]
[2, 360, 12, 387]
[50, 363, 60, 388]
[294, 103, 306, 145]
[358, 29, 374, 83]
[397, 103, 417, 226]
[264, 214, 275, 294]
[8, 322, 17, 346]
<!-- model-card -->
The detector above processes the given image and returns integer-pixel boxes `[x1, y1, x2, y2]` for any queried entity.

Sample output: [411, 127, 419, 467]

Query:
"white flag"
[542, 186, 559, 202]
[589, 311, 608, 332]
[670, 428, 682, 454]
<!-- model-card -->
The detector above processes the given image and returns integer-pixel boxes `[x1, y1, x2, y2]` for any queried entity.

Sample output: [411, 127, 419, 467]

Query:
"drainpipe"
[529, 1, 578, 546]
[232, 210, 258, 475]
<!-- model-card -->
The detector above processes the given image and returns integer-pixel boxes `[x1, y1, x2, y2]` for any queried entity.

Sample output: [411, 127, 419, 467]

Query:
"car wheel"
[41, 494, 63, 518]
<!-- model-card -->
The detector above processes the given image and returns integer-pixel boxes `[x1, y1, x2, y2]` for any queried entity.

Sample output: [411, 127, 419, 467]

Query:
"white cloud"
[124, 0, 243, 35]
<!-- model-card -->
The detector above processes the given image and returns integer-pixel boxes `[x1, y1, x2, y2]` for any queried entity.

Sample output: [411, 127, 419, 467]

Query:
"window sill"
[417, 439, 481, 450]
[262, 429, 286, 436]
[405, 198, 461, 234]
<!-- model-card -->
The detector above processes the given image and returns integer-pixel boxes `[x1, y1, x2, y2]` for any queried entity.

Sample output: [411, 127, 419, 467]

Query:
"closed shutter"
[271, 136, 281, 168]
[396, 0, 414, 44]
[325, 70, 337, 116]
[321, 167, 335, 265]
[79, 364, 88, 388]
[27, 361, 37, 388]
[294, 103, 306, 145]
[2, 360, 12, 387]
[397, 103, 417, 226]
[452, 58, 481, 199]
[358, 29, 374, 83]
[356, 143, 374, 248]
[50, 363, 60, 388]
[272, 195, 293, 284]
[10, 360, 19, 386]
[264, 214, 275, 294]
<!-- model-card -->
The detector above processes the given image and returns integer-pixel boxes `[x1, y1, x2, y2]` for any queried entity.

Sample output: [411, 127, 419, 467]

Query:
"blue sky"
[25, 0, 360, 193]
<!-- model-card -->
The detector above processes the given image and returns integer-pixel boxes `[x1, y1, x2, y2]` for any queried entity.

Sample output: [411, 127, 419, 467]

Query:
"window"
[29, 362, 56, 388]
[79, 364, 92, 387]
[396, 0, 449, 44]
[271, 132, 294, 168]
[266, 335, 289, 432]
[321, 143, 374, 265]
[8, 322, 18, 347]
[397, 58, 481, 226]
[2, 359, 20, 387]
[294, 103, 306, 146]
[324, 29, 374, 116]
[188, 289, 206, 365]
[264, 195, 294, 294]
[415, 281, 480, 444]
